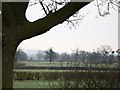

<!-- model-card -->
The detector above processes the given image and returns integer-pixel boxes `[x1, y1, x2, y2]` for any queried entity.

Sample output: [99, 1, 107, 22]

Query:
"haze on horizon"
[17, 1, 118, 54]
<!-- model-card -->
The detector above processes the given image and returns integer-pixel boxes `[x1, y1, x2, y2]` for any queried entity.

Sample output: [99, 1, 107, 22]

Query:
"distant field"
[14, 69, 70, 72]
[16, 60, 118, 68]
[17, 61, 68, 67]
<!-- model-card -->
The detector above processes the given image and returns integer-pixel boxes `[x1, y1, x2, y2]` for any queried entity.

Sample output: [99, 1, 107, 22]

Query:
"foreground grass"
[13, 80, 50, 88]
[13, 80, 65, 88]
[13, 79, 120, 88]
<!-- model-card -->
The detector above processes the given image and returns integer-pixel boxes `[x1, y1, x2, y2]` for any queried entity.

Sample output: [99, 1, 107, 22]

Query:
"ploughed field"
[13, 61, 120, 88]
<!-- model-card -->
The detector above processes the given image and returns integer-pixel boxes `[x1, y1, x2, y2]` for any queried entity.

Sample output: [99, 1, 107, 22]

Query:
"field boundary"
[14, 66, 120, 72]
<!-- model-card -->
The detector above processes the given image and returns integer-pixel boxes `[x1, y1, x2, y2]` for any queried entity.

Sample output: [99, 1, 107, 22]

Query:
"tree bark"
[2, 27, 20, 88]
[2, 2, 90, 88]
[2, 45, 15, 88]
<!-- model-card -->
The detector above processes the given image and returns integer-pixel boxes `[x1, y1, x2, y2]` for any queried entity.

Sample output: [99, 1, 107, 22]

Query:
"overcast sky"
[18, 1, 118, 53]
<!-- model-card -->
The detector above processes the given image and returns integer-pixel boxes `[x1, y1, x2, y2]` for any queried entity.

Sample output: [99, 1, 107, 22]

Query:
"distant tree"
[45, 48, 56, 64]
[37, 50, 45, 61]
[97, 45, 112, 64]
[109, 51, 115, 64]
[71, 48, 80, 61]
[79, 50, 87, 63]
[60, 52, 71, 62]
[14, 48, 28, 61]
[87, 52, 97, 64]
[116, 49, 120, 64]
[53, 52, 60, 61]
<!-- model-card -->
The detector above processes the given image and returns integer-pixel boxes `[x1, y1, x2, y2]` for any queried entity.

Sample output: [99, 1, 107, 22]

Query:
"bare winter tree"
[2, 1, 91, 88]
[71, 48, 80, 61]
[97, 45, 112, 63]
[2, 0, 119, 88]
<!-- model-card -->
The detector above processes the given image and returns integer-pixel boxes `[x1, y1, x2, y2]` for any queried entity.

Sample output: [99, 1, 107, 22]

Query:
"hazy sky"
[18, 1, 118, 53]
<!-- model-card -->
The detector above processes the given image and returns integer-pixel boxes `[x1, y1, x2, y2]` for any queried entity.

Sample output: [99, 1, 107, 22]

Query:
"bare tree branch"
[17, 2, 89, 41]
[96, 0, 120, 16]
[39, 0, 48, 15]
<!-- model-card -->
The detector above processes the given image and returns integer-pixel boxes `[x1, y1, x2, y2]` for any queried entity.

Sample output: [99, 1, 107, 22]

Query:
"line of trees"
[15, 45, 120, 64]
[36, 45, 120, 64]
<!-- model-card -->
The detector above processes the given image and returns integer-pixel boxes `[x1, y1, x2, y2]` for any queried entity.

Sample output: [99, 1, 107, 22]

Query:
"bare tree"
[37, 50, 45, 61]
[71, 48, 80, 61]
[97, 45, 112, 63]
[2, 0, 119, 88]
[2, 1, 91, 88]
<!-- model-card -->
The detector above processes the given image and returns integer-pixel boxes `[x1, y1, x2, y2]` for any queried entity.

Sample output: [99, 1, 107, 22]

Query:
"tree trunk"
[2, 47, 14, 88]
[2, 28, 19, 88]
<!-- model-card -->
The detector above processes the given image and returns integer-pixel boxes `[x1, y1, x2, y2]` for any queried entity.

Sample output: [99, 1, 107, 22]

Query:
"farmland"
[15, 60, 119, 68]
[13, 61, 120, 88]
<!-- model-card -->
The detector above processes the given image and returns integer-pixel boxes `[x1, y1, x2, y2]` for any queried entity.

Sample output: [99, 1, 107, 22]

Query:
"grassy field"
[13, 61, 120, 88]
[14, 69, 73, 72]
[13, 80, 50, 88]
[14, 78, 120, 88]
[14, 80, 73, 88]
[13, 80, 75, 88]
[16, 61, 118, 68]
[13, 69, 120, 88]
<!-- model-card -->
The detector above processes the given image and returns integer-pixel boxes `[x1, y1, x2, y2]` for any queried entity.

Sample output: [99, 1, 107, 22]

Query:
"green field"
[14, 78, 120, 88]
[14, 80, 73, 88]
[14, 69, 72, 72]
[13, 80, 50, 88]
[16, 61, 118, 68]
[14, 61, 120, 88]
[13, 80, 79, 88]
